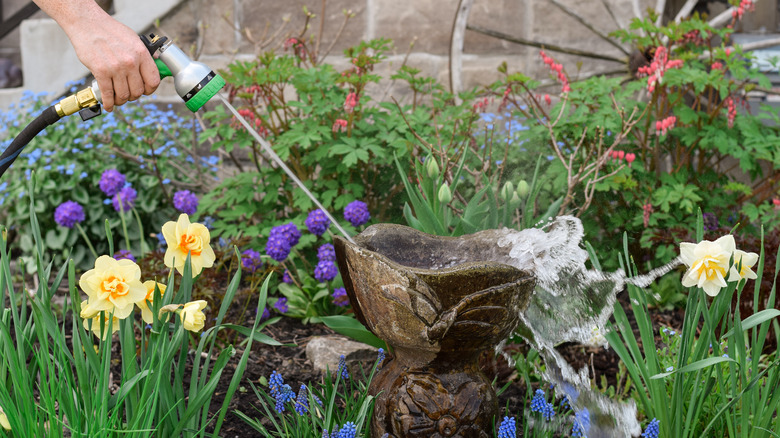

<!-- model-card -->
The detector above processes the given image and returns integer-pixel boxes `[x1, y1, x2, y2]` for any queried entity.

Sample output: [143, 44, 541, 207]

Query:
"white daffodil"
[680, 235, 735, 297]
[728, 249, 759, 282]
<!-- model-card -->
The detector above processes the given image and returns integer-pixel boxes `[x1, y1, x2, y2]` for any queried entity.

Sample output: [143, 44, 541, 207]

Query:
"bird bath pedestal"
[334, 224, 535, 438]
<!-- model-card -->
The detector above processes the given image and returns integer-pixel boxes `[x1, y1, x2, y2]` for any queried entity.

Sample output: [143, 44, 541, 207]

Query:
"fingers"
[139, 55, 161, 96]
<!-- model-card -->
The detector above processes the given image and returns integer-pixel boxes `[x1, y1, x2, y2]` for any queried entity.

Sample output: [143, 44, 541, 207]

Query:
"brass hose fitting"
[54, 87, 100, 117]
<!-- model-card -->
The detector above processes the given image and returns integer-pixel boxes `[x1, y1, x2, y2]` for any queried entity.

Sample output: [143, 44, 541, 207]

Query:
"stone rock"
[305, 335, 378, 375]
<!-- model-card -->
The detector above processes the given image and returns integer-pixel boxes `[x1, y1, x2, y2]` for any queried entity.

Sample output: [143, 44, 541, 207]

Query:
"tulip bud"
[500, 181, 514, 200]
[426, 158, 440, 179]
[517, 180, 530, 199]
[438, 183, 452, 204]
[510, 191, 520, 205]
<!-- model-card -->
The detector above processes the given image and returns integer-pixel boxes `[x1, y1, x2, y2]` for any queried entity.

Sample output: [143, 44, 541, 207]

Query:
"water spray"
[0, 32, 355, 243]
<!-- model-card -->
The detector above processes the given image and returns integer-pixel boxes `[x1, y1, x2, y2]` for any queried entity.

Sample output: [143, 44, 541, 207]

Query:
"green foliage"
[607, 217, 780, 438]
[235, 353, 384, 437]
[0, 88, 217, 272]
[0, 180, 276, 436]
[494, 11, 780, 269]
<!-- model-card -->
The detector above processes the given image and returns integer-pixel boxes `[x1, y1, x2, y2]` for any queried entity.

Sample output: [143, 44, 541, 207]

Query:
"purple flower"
[282, 269, 293, 284]
[113, 249, 136, 262]
[274, 297, 288, 313]
[173, 190, 199, 215]
[317, 243, 336, 262]
[270, 222, 301, 247]
[305, 209, 331, 236]
[343, 200, 370, 227]
[314, 260, 338, 282]
[241, 249, 263, 273]
[332, 287, 349, 307]
[99, 169, 126, 197]
[54, 200, 85, 228]
[112, 186, 137, 212]
[702, 212, 719, 232]
[260, 307, 271, 320]
[266, 234, 291, 262]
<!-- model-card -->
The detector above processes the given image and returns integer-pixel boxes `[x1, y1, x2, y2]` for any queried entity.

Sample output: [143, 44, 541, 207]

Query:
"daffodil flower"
[137, 281, 167, 324]
[81, 300, 121, 339]
[0, 404, 10, 430]
[79, 255, 147, 319]
[162, 214, 216, 277]
[680, 235, 735, 297]
[728, 249, 759, 282]
[177, 300, 208, 332]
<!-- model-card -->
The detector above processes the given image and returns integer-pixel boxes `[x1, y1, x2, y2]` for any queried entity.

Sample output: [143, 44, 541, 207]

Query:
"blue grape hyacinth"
[497, 416, 516, 438]
[641, 418, 660, 438]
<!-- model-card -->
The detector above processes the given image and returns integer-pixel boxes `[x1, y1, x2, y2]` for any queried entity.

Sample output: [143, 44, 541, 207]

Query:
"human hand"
[66, 17, 160, 112]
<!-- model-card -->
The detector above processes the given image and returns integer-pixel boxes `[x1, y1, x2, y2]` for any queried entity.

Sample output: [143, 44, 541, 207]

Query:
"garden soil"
[204, 293, 687, 437]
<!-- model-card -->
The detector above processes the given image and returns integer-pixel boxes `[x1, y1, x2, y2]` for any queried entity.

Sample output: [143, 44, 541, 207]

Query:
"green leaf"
[650, 356, 735, 379]
[319, 315, 386, 349]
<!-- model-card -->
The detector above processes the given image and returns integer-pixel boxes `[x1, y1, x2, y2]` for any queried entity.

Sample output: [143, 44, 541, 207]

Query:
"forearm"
[31, 0, 110, 38]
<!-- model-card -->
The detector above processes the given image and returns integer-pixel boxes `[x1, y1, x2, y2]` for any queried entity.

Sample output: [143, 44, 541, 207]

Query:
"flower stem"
[119, 206, 131, 253]
[76, 223, 98, 259]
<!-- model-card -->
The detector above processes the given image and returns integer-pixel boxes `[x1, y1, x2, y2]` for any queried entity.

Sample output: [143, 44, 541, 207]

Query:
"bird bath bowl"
[334, 224, 536, 438]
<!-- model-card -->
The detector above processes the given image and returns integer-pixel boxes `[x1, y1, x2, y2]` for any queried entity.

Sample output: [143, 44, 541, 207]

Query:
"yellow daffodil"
[137, 280, 167, 324]
[79, 255, 146, 319]
[0, 404, 10, 430]
[728, 249, 759, 282]
[177, 300, 208, 332]
[680, 235, 735, 296]
[162, 214, 216, 277]
[81, 300, 120, 339]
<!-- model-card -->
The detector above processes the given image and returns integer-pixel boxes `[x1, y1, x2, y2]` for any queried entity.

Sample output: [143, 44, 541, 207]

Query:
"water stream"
[498, 216, 681, 437]
[219, 96, 679, 436]
[217, 94, 356, 245]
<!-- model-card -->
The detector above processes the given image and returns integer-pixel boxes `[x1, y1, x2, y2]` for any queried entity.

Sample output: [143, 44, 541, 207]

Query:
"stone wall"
[155, 0, 658, 97]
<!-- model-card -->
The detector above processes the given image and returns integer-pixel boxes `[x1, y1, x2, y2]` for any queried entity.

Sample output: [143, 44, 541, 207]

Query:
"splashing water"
[495, 216, 681, 437]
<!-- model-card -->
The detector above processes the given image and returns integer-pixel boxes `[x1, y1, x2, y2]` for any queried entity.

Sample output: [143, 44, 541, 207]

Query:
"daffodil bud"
[500, 181, 514, 200]
[426, 157, 440, 179]
[517, 180, 530, 199]
[438, 183, 452, 204]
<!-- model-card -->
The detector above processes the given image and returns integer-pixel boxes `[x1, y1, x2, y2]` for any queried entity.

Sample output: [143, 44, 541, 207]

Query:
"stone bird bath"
[334, 224, 536, 438]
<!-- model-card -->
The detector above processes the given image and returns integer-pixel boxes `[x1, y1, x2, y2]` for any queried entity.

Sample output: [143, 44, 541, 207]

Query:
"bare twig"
[318, 9, 356, 64]
[315, 0, 326, 56]
[467, 24, 625, 63]
[380, 37, 417, 103]
[548, 0, 630, 56]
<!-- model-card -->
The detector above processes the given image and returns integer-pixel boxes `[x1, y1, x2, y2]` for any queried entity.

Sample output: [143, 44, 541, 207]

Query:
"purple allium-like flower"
[113, 249, 136, 262]
[99, 169, 126, 197]
[702, 212, 719, 232]
[54, 200, 85, 228]
[259, 307, 271, 321]
[282, 269, 293, 284]
[112, 186, 137, 212]
[241, 249, 263, 273]
[273, 297, 288, 313]
[332, 287, 349, 307]
[317, 243, 336, 262]
[314, 260, 338, 282]
[343, 200, 370, 227]
[266, 234, 291, 262]
[305, 209, 330, 236]
[271, 222, 301, 247]
[173, 190, 199, 215]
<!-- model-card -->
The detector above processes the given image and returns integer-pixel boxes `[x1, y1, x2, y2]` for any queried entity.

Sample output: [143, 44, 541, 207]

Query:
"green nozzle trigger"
[155, 59, 172, 79]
